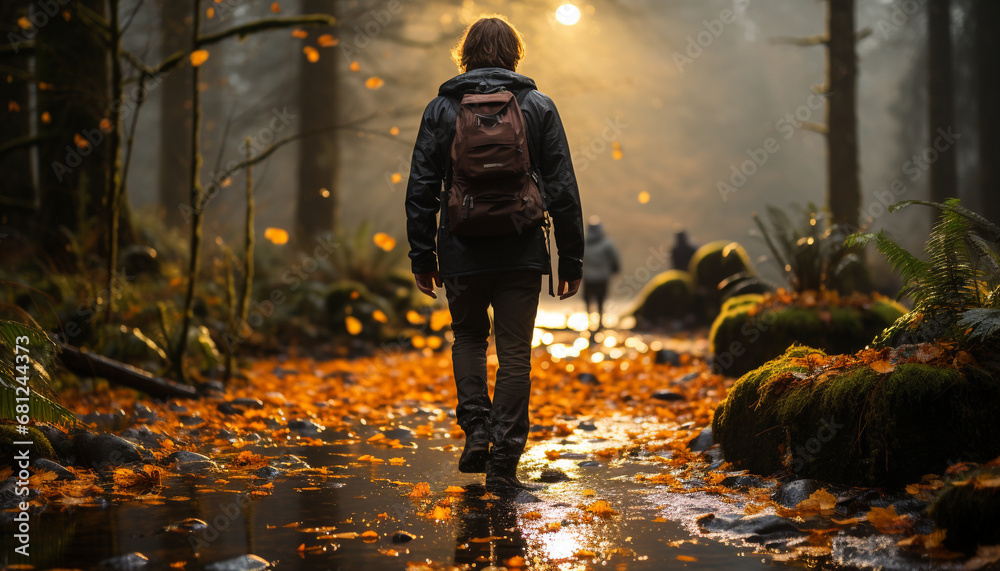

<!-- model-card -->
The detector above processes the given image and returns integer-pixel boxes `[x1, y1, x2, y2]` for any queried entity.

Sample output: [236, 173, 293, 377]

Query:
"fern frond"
[958, 308, 1000, 344]
[847, 230, 928, 289]
[892, 199, 1000, 240]
[0, 319, 77, 426]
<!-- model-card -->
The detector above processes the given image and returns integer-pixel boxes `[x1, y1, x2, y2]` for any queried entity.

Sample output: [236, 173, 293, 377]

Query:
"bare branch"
[770, 34, 829, 47]
[801, 122, 829, 135]
[125, 14, 337, 79]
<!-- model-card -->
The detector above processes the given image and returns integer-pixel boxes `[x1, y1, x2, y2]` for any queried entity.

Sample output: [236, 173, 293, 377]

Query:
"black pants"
[583, 280, 609, 328]
[445, 271, 541, 472]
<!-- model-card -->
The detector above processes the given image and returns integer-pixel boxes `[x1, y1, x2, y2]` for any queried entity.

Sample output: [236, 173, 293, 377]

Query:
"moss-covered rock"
[0, 424, 57, 466]
[930, 467, 1000, 553]
[712, 346, 1000, 486]
[688, 241, 753, 300]
[709, 295, 907, 377]
[630, 270, 694, 327]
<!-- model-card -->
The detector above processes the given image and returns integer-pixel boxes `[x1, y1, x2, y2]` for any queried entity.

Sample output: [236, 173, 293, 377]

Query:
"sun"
[555, 3, 581, 26]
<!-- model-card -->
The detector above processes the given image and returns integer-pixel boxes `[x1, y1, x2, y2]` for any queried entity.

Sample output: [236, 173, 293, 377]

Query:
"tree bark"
[158, 0, 193, 227]
[826, 0, 861, 227]
[928, 0, 958, 206]
[973, 0, 1000, 222]
[0, 2, 36, 229]
[173, 0, 204, 383]
[34, 0, 111, 269]
[296, 0, 340, 246]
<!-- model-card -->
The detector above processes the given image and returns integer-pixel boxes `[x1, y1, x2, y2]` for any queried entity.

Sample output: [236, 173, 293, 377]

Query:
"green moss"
[930, 468, 1000, 553]
[709, 298, 906, 377]
[631, 270, 694, 326]
[713, 350, 1000, 486]
[0, 424, 57, 465]
[689, 241, 753, 300]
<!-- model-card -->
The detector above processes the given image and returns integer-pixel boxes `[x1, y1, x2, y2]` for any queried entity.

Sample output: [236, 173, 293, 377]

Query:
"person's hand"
[558, 278, 581, 300]
[414, 271, 443, 299]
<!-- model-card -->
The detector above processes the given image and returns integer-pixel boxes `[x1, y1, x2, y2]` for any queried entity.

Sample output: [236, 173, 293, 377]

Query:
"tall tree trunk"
[296, 0, 340, 246]
[973, 0, 1000, 222]
[34, 0, 111, 270]
[826, 0, 861, 227]
[928, 0, 958, 206]
[0, 2, 36, 232]
[158, 0, 193, 226]
[173, 0, 204, 383]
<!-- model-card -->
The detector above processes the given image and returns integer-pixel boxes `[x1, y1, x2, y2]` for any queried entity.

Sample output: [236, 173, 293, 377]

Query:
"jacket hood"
[438, 68, 537, 97]
[586, 222, 605, 242]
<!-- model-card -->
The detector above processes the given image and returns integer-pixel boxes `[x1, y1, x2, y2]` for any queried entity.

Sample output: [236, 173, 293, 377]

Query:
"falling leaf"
[100, 118, 113, 132]
[638, 191, 650, 204]
[264, 227, 289, 245]
[345, 316, 362, 335]
[38, 82, 53, 90]
[74, 133, 89, 149]
[318, 34, 339, 47]
[390, 126, 400, 136]
[365, 76, 385, 89]
[189, 50, 210, 67]
[271, 2, 280, 13]
[430, 309, 451, 331]
[17, 17, 31, 29]
[303, 46, 320, 63]
[291, 29, 309, 39]
[8, 101, 20, 112]
[612, 141, 623, 160]
[206, 7, 215, 18]
[406, 310, 426, 325]
[390, 172, 403, 184]
[41, 111, 51, 124]
[350, 61, 361, 72]
[373, 232, 396, 251]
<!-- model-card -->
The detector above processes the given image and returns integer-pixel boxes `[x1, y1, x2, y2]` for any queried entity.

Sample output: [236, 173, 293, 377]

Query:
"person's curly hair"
[451, 14, 525, 72]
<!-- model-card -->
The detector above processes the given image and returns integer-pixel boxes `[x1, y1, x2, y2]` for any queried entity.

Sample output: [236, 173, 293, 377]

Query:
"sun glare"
[555, 3, 581, 26]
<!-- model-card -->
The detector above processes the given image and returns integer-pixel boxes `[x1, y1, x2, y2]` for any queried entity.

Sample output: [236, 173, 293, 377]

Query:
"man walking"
[582, 216, 620, 330]
[405, 15, 584, 491]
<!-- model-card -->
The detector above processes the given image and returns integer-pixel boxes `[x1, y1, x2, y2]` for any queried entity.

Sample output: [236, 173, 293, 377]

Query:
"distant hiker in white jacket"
[582, 216, 621, 330]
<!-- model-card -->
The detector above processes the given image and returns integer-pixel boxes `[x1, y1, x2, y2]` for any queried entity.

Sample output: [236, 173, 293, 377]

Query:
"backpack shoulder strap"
[514, 87, 555, 297]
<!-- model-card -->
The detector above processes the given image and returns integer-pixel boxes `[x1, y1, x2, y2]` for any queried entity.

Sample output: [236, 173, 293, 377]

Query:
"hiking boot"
[485, 459, 541, 492]
[485, 472, 541, 492]
[458, 426, 490, 473]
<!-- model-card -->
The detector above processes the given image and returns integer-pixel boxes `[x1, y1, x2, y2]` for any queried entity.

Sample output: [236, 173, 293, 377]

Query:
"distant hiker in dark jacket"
[671, 230, 697, 271]
[405, 15, 584, 492]
[582, 216, 620, 330]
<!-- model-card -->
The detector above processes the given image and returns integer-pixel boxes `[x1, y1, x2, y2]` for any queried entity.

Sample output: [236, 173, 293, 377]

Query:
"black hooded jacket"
[405, 68, 584, 283]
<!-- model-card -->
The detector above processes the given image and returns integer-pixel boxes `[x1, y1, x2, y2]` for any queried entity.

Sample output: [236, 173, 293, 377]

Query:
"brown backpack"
[446, 89, 545, 236]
